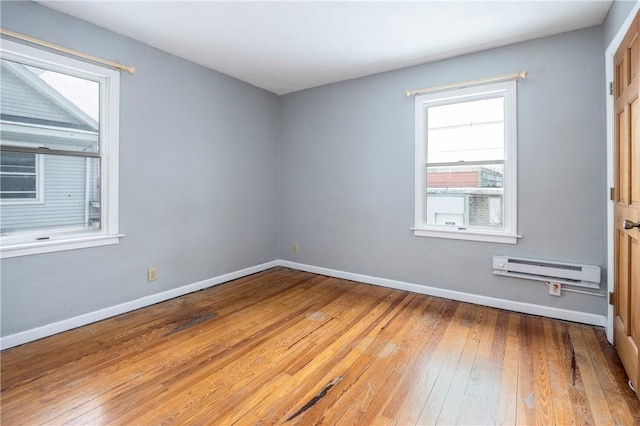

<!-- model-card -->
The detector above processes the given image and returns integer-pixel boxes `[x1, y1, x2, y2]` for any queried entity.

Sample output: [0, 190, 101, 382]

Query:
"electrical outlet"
[147, 267, 157, 282]
[549, 282, 561, 296]
[293, 243, 299, 253]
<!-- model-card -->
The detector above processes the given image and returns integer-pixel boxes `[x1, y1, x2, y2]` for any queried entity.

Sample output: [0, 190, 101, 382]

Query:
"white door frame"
[605, 1, 640, 344]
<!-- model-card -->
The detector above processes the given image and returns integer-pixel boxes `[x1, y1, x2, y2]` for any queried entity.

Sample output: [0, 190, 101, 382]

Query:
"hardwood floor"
[1, 267, 639, 425]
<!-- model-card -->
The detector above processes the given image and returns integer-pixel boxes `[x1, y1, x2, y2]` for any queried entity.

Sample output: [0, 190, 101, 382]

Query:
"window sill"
[412, 227, 520, 244]
[0, 234, 125, 258]
[0, 199, 45, 206]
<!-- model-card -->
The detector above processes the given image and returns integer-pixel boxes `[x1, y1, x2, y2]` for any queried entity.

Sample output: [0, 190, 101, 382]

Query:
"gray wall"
[279, 26, 608, 316]
[0, 1, 280, 336]
[0, 2, 617, 337]
[604, 0, 637, 48]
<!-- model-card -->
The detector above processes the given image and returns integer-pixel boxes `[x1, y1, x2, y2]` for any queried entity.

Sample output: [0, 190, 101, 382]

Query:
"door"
[614, 10, 640, 399]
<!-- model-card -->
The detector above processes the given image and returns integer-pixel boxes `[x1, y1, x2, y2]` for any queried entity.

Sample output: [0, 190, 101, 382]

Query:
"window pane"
[1, 152, 36, 173]
[427, 97, 504, 163]
[0, 155, 101, 235]
[0, 152, 37, 199]
[426, 164, 504, 228]
[0, 192, 36, 199]
[0, 59, 99, 153]
[1, 175, 36, 192]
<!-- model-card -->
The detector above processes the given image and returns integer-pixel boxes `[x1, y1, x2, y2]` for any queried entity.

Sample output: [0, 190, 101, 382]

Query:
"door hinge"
[610, 187, 615, 201]
[609, 291, 615, 305]
[609, 81, 614, 95]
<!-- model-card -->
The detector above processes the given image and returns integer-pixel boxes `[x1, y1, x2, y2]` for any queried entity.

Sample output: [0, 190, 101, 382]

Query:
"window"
[0, 40, 121, 258]
[1, 152, 41, 201]
[413, 81, 518, 244]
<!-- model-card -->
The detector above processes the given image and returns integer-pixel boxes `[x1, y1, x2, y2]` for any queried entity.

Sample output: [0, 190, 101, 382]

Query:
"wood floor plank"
[542, 318, 574, 426]
[568, 324, 617, 425]
[441, 307, 499, 425]
[379, 299, 458, 421]
[393, 303, 474, 425]
[531, 316, 554, 425]
[345, 297, 451, 425]
[277, 292, 416, 424]
[580, 326, 640, 425]
[496, 311, 520, 425]
[7, 274, 335, 424]
[316, 295, 435, 425]
[31, 274, 342, 424]
[232, 282, 409, 424]
[558, 321, 597, 426]
[188, 286, 404, 424]
[433, 307, 489, 425]
[1, 268, 303, 390]
[1, 267, 637, 425]
[594, 328, 640, 424]
[455, 308, 506, 425]
[103, 277, 371, 425]
[1, 269, 307, 399]
[416, 304, 484, 425]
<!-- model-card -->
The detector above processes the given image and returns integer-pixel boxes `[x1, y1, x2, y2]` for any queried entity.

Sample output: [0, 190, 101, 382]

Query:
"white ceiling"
[39, 1, 612, 95]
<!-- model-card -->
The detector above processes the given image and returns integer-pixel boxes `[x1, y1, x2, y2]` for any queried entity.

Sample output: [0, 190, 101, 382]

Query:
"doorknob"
[623, 219, 640, 229]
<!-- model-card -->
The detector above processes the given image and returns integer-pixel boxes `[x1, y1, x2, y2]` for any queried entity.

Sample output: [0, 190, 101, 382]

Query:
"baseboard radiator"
[492, 255, 601, 289]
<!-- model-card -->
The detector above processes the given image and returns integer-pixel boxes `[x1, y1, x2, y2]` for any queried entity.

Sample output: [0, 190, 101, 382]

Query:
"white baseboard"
[0, 260, 278, 350]
[277, 260, 607, 328]
[1, 258, 606, 350]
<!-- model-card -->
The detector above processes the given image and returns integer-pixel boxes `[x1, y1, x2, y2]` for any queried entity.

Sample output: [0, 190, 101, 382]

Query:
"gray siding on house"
[1, 155, 88, 233]
[0, 62, 77, 125]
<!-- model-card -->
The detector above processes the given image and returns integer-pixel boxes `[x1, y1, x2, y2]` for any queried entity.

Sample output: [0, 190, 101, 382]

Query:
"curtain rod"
[0, 28, 136, 74]
[406, 70, 527, 97]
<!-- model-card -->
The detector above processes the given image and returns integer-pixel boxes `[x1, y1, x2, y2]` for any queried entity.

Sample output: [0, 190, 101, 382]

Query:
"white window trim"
[413, 81, 520, 244]
[0, 40, 122, 258]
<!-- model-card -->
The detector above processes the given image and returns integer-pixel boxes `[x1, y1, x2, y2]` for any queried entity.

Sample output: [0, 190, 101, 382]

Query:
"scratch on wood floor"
[306, 311, 327, 321]
[286, 376, 343, 421]
[366, 381, 374, 402]
[571, 347, 577, 386]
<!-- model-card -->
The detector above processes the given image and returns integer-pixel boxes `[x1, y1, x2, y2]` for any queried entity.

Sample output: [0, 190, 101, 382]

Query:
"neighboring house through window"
[413, 80, 519, 244]
[0, 40, 121, 257]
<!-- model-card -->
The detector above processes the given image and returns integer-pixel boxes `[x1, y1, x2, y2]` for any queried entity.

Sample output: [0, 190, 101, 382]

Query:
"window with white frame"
[413, 80, 519, 244]
[0, 151, 41, 201]
[0, 40, 121, 257]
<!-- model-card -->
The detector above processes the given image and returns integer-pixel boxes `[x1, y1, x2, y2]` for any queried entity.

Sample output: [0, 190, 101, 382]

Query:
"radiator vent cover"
[493, 255, 600, 289]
